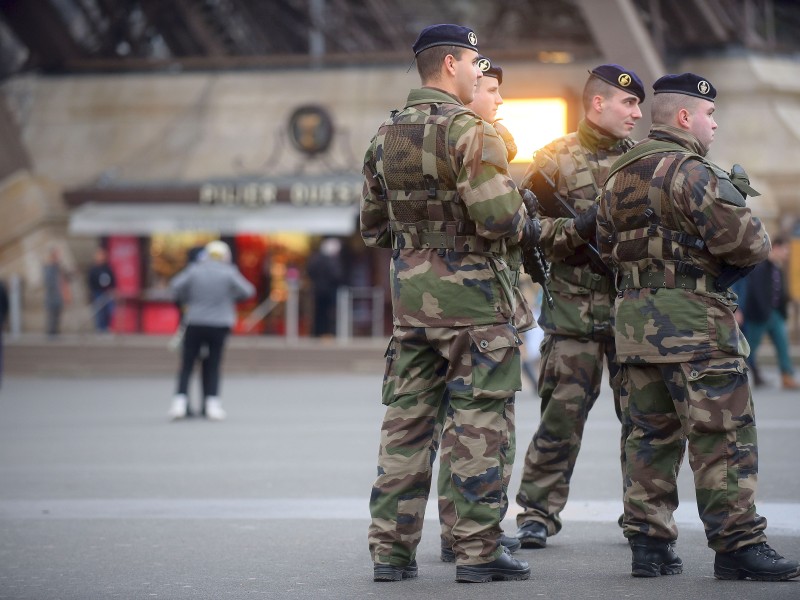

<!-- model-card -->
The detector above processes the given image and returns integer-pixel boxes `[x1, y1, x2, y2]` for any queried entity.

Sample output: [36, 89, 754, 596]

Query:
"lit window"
[496, 99, 568, 163]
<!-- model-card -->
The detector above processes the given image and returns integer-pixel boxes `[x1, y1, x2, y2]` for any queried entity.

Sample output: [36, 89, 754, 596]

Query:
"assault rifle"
[520, 190, 554, 309]
[526, 169, 614, 279]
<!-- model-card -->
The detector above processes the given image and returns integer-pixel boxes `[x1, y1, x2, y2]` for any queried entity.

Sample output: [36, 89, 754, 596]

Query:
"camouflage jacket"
[361, 87, 525, 328]
[520, 119, 632, 338]
[597, 125, 771, 363]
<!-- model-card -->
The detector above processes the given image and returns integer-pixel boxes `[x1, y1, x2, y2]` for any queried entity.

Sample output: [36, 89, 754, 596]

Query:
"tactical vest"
[605, 140, 727, 293]
[561, 133, 601, 198]
[374, 103, 505, 255]
[545, 133, 629, 277]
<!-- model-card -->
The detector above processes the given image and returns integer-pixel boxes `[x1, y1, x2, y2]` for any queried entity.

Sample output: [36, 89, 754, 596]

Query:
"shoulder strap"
[606, 139, 704, 181]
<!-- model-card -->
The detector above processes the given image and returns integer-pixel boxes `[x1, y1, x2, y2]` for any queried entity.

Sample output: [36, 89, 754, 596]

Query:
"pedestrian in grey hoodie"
[168, 241, 255, 420]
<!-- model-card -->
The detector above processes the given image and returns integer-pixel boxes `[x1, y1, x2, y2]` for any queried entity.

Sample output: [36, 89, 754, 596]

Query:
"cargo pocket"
[468, 323, 521, 400]
[678, 357, 756, 510]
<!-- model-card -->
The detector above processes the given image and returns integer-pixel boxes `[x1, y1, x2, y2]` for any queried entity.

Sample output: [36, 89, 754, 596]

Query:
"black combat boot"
[373, 560, 418, 582]
[516, 521, 547, 549]
[455, 550, 530, 583]
[714, 543, 800, 581]
[629, 534, 683, 577]
[441, 533, 521, 562]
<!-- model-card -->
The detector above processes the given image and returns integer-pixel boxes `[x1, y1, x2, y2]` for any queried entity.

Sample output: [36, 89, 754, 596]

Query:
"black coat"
[0, 280, 8, 326]
[743, 260, 787, 324]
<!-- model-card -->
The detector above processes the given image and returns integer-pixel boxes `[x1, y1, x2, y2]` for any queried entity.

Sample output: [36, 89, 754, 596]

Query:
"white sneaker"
[168, 394, 188, 420]
[205, 397, 226, 421]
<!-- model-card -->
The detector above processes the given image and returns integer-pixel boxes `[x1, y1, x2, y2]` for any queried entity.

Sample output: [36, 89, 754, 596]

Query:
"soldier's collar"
[407, 87, 464, 107]
[649, 125, 708, 157]
[578, 119, 629, 152]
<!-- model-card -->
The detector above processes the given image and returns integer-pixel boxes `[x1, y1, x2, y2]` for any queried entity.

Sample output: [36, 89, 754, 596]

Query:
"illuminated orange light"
[496, 98, 568, 163]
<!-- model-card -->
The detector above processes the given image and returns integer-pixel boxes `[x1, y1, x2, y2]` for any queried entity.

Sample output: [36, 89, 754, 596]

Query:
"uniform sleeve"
[454, 118, 524, 241]
[676, 161, 770, 268]
[360, 137, 392, 249]
[519, 147, 589, 262]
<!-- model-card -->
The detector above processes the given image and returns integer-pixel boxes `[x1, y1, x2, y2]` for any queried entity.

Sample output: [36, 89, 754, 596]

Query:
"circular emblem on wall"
[468, 31, 478, 46]
[288, 105, 334, 156]
[697, 80, 710, 95]
[477, 58, 491, 72]
[618, 73, 632, 87]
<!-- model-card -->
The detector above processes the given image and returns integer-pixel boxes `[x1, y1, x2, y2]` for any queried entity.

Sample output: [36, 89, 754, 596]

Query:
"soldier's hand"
[521, 216, 541, 247]
[521, 189, 539, 215]
[573, 204, 598, 240]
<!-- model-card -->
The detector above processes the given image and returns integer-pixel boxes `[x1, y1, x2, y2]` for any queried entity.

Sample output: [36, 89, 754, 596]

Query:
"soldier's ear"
[443, 54, 457, 76]
[591, 94, 604, 114]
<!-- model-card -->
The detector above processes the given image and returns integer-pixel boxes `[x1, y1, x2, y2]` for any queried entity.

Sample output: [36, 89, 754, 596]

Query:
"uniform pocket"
[677, 357, 756, 511]
[468, 323, 521, 399]
[539, 280, 593, 337]
[677, 357, 752, 433]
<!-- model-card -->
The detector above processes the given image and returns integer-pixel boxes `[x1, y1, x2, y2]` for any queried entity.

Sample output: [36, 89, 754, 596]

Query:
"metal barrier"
[202, 284, 386, 343]
[336, 286, 384, 342]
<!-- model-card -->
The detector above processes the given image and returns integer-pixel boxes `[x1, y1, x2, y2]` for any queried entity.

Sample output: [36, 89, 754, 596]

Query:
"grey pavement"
[1, 359, 799, 599]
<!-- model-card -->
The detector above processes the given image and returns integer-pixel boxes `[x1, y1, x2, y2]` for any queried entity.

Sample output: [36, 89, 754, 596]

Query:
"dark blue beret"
[477, 56, 502, 85]
[653, 73, 717, 100]
[589, 64, 645, 103]
[412, 24, 478, 56]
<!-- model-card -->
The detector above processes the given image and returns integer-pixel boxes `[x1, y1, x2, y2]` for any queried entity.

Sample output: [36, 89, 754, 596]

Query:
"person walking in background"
[42, 246, 70, 338]
[0, 278, 8, 390]
[744, 237, 799, 390]
[168, 241, 255, 421]
[87, 246, 116, 333]
[169, 244, 210, 416]
[599, 72, 799, 581]
[514, 64, 645, 550]
[306, 237, 344, 338]
[730, 276, 766, 386]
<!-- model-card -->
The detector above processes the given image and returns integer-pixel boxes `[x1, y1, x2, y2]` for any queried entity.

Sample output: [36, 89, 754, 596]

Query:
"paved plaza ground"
[0, 350, 798, 599]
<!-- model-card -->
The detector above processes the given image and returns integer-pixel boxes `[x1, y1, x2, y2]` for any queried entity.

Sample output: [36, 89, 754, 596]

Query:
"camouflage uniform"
[363, 87, 526, 566]
[597, 124, 771, 552]
[514, 119, 629, 535]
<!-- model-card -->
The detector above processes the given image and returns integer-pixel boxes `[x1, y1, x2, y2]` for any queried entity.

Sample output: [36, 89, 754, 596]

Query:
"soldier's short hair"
[416, 45, 466, 82]
[582, 75, 616, 113]
[651, 92, 707, 125]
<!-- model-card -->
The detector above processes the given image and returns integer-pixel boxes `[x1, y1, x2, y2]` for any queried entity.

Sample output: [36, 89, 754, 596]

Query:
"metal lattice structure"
[0, 0, 799, 78]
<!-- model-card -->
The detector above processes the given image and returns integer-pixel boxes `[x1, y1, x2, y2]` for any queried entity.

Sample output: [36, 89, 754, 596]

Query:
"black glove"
[521, 216, 541, 248]
[573, 204, 598, 240]
[521, 189, 539, 215]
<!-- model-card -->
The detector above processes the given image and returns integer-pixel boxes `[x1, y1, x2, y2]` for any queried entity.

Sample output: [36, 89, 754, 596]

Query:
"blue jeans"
[91, 292, 114, 332]
[746, 310, 795, 376]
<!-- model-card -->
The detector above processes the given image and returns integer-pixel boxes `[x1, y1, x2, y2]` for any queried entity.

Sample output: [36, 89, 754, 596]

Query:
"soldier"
[514, 64, 645, 549]
[597, 72, 800, 581]
[436, 56, 532, 563]
[362, 25, 537, 583]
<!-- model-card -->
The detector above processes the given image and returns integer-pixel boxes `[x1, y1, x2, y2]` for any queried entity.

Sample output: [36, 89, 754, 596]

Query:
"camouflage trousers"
[437, 392, 516, 551]
[620, 358, 768, 552]
[368, 323, 521, 566]
[515, 334, 624, 534]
